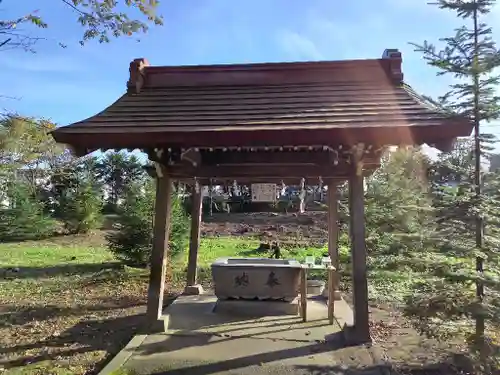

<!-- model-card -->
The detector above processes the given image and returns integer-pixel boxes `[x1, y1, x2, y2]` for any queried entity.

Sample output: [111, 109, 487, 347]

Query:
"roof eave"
[51, 120, 474, 156]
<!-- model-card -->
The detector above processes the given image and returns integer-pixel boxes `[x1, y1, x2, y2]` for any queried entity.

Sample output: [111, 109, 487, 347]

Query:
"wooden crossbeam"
[164, 164, 354, 179]
[145, 166, 377, 184]
[145, 146, 384, 167]
[171, 177, 345, 185]
[202, 150, 344, 166]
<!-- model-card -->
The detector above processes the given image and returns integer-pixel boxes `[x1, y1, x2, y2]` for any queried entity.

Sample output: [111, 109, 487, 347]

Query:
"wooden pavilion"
[51, 49, 473, 343]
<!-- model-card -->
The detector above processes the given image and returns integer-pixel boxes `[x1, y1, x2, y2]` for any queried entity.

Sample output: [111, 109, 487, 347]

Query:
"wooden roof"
[51, 49, 472, 154]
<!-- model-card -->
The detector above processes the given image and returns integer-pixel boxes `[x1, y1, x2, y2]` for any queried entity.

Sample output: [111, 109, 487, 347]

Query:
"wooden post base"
[322, 287, 342, 301]
[343, 324, 372, 346]
[183, 284, 204, 295]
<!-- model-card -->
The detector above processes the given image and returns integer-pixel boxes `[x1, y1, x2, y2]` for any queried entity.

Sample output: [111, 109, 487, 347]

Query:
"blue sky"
[1, 0, 500, 141]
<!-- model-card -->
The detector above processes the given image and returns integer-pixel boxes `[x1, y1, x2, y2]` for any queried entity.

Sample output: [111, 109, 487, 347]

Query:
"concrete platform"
[160, 295, 335, 341]
[99, 295, 379, 375]
[162, 295, 353, 332]
[214, 297, 300, 316]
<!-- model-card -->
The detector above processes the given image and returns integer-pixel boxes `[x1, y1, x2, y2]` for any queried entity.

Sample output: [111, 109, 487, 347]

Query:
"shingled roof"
[51, 49, 473, 153]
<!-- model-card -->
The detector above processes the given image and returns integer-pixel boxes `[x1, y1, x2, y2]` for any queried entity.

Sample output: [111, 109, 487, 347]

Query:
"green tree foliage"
[407, 0, 500, 354]
[107, 180, 154, 266]
[0, 0, 163, 52]
[96, 151, 145, 213]
[53, 157, 104, 234]
[0, 5, 47, 52]
[107, 178, 190, 267]
[0, 182, 56, 241]
[0, 114, 63, 173]
[364, 147, 434, 257]
[0, 114, 70, 214]
[404, 142, 500, 371]
[361, 147, 438, 302]
[169, 187, 191, 257]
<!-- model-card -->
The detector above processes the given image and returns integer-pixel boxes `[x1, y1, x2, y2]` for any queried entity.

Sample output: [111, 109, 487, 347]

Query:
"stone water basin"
[211, 257, 302, 302]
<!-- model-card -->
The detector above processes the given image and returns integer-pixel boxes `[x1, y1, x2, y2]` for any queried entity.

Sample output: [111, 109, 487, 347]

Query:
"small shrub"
[107, 180, 190, 267]
[60, 180, 103, 234]
[169, 192, 190, 256]
[0, 183, 56, 241]
[50, 158, 104, 234]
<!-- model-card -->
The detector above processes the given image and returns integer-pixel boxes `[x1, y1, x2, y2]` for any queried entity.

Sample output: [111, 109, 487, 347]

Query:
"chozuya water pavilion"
[51, 49, 473, 343]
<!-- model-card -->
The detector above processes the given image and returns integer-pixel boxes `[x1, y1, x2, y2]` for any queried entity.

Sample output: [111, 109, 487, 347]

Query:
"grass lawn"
[1, 230, 487, 375]
[0, 233, 151, 375]
[0, 232, 288, 375]
[0, 233, 354, 375]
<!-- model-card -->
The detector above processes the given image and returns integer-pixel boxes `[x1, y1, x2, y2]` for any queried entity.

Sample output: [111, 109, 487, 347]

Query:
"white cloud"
[275, 30, 324, 61]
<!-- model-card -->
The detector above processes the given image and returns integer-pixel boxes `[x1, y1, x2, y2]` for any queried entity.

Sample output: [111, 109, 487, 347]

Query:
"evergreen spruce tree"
[405, 0, 500, 367]
[0, 182, 57, 241]
[364, 147, 434, 258]
[107, 179, 155, 267]
[57, 156, 104, 234]
[363, 147, 437, 302]
[107, 178, 190, 267]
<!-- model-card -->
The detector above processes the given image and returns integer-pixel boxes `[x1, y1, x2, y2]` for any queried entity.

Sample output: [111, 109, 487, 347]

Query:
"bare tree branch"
[0, 0, 163, 53]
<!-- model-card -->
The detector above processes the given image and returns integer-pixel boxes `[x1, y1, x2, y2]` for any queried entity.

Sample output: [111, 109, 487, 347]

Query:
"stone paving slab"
[99, 295, 374, 375]
[124, 333, 382, 375]
[163, 295, 353, 339]
[164, 295, 340, 342]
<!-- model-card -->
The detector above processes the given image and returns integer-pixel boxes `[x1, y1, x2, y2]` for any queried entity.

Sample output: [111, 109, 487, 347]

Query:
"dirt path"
[366, 303, 472, 375]
[202, 212, 329, 246]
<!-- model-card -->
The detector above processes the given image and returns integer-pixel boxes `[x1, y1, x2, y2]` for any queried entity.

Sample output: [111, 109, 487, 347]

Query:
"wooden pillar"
[209, 178, 213, 216]
[348, 145, 370, 342]
[184, 181, 204, 295]
[327, 266, 335, 325]
[299, 178, 306, 213]
[147, 166, 173, 322]
[327, 182, 341, 300]
[319, 177, 324, 202]
[300, 267, 307, 322]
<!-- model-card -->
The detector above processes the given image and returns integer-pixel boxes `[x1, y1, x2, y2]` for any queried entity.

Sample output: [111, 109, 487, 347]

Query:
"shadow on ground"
[147, 337, 346, 375]
[0, 262, 124, 280]
[292, 360, 474, 375]
[0, 313, 144, 367]
[143, 356, 476, 375]
[131, 335, 476, 375]
[0, 295, 146, 328]
[0, 295, 177, 374]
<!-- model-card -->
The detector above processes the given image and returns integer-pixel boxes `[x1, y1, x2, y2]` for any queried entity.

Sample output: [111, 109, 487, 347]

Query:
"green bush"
[0, 183, 57, 241]
[107, 180, 190, 267]
[60, 180, 103, 234]
[169, 191, 190, 256]
[49, 157, 104, 234]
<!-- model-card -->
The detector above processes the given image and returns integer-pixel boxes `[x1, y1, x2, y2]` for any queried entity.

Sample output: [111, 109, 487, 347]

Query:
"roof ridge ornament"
[127, 58, 150, 94]
[382, 49, 403, 83]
